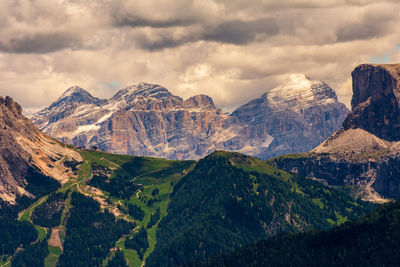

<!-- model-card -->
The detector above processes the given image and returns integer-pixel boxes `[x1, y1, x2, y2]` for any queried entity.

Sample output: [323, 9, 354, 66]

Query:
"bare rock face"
[0, 97, 31, 202]
[97, 88, 236, 159]
[183, 95, 216, 109]
[343, 64, 400, 141]
[32, 78, 347, 160]
[0, 96, 81, 203]
[271, 64, 400, 201]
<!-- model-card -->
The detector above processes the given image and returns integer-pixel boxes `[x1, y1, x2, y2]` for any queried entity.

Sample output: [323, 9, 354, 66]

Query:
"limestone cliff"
[343, 64, 400, 141]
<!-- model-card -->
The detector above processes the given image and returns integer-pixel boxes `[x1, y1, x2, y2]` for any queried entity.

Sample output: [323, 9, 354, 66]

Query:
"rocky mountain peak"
[342, 63, 400, 141]
[287, 73, 311, 85]
[265, 73, 339, 114]
[0, 96, 32, 133]
[111, 83, 175, 102]
[183, 95, 216, 109]
[60, 86, 88, 98]
[0, 96, 22, 115]
[51, 86, 105, 109]
[230, 75, 348, 158]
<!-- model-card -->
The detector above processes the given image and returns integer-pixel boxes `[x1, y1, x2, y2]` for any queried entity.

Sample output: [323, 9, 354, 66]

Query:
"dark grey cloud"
[336, 21, 388, 42]
[134, 18, 279, 51]
[216, 0, 399, 10]
[0, 33, 82, 54]
[114, 16, 195, 28]
[106, 0, 208, 30]
[204, 18, 279, 45]
[135, 35, 196, 51]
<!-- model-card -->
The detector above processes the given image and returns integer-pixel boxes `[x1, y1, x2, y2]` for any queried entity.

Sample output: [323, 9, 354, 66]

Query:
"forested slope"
[146, 151, 375, 266]
[199, 199, 400, 267]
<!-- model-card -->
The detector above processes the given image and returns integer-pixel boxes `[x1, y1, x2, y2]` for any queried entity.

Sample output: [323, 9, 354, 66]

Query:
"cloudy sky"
[1, 0, 400, 114]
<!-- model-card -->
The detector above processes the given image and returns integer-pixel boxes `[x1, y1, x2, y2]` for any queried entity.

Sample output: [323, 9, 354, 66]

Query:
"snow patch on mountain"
[74, 124, 101, 135]
[266, 73, 337, 114]
[60, 86, 88, 98]
[96, 112, 114, 124]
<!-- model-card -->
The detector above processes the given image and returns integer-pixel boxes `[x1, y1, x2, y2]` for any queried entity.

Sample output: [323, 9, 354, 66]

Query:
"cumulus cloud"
[336, 5, 395, 42]
[0, 0, 400, 114]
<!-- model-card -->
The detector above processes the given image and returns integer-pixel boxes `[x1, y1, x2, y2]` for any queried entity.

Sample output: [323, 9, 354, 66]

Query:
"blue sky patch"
[108, 81, 119, 88]
[369, 54, 390, 64]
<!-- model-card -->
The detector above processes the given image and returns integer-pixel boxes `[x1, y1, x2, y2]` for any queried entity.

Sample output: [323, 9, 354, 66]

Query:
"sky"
[1, 0, 400, 114]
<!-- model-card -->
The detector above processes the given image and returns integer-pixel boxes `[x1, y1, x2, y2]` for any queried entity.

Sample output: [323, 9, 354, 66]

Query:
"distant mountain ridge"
[32, 76, 348, 160]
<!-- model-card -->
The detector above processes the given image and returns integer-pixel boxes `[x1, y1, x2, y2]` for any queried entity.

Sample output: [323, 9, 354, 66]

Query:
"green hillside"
[146, 151, 376, 266]
[1, 149, 194, 267]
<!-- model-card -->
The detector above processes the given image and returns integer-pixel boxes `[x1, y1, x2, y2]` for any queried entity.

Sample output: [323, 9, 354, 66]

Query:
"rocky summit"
[0, 96, 81, 203]
[232, 74, 349, 158]
[32, 77, 348, 160]
[271, 64, 400, 201]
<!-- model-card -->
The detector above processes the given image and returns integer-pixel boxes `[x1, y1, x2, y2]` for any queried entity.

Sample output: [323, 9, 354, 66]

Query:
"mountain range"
[31, 74, 348, 160]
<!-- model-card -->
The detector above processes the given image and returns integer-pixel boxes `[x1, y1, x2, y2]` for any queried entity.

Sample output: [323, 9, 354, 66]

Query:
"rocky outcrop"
[271, 64, 400, 201]
[32, 77, 348, 160]
[343, 64, 400, 141]
[183, 95, 216, 109]
[270, 153, 398, 202]
[0, 96, 81, 203]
